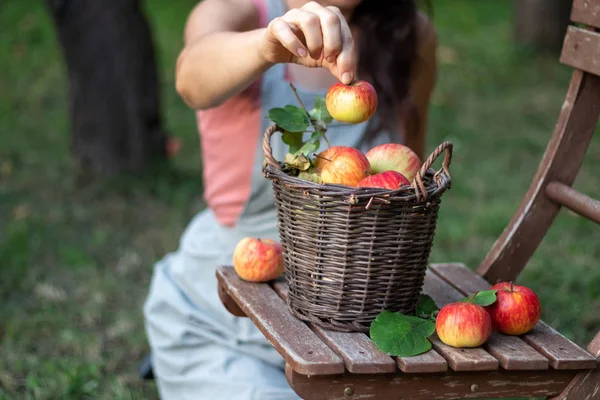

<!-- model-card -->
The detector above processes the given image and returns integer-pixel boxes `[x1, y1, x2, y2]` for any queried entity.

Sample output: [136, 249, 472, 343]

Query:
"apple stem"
[289, 82, 331, 149]
[510, 281, 514, 292]
[289, 82, 311, 121]
[313, 154, 332, 162]
[466, 291, 479, 303]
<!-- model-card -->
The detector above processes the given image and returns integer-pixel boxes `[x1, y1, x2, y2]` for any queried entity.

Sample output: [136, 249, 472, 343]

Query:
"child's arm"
[176, 0, 357, 110]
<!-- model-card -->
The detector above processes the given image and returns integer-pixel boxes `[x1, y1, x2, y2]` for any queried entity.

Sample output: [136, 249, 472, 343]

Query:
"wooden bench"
[217, 1, 600, 398]
[217, 265, 597, 399]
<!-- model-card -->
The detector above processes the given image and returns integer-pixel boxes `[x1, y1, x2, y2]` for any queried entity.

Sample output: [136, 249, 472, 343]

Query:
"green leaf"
[309, 97, 333, 124]
[459, 290, 498, 306]
[282, 131, 304, 154]
[296, 138, 320, 157]
[370, 311, 435, 357]
[415, 295, 438, 319]
[268, 106, 310, 132]
[309, 130, 322, 141]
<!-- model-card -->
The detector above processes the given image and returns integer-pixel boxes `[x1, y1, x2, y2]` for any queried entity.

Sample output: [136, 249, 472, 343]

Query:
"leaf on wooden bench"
[370, 311, 435, 357]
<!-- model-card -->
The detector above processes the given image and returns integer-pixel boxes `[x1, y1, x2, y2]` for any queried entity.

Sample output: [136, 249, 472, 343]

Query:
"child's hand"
[260, 1, 356, 84]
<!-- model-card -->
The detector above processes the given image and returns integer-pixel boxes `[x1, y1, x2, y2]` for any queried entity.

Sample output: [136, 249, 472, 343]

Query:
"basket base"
[287, 303, 372, 333]
[286, 300, 420, 333]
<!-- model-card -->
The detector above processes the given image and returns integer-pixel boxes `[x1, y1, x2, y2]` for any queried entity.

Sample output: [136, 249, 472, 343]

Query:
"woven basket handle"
[262, 124, 282, 176]
[412, 141, 453, 201]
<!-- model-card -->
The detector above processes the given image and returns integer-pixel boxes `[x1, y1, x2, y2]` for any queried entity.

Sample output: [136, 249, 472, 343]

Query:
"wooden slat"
[524, 323, 599, 370]
[423, 272, 499, 371]
[270, 279, 397, 374]
[426, 267, 549, 370]
[217, 278, 247, 317]
[561, 26, 600, 76]
[477, 71, 600, 283]
[272, 279, 447, 373]
[549, 331, 600, 399]
[427, 334, 498, 372]
[431, 263, 598, 370]
[571, 0, 600, 29]
[395, 349, 448, 374]
[546, 181, 600, 224]
[484, 331, 549, 370]
[285, 363, 579, 400]
[216, 267, 344, 375]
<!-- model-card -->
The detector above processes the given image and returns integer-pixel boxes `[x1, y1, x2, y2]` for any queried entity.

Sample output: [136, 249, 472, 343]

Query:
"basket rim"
[265, 164, 450, 203]
[261, 124, 453, 203]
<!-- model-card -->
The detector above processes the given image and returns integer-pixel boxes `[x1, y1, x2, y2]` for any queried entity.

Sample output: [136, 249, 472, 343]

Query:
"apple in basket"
[366, 143, 422, 182]
[233, 237, 284, 283]
[325, 80, 378, 124]
[357, 170, 410, 190]
[436, 299, 492, 348]
[315, 146, 370, 187]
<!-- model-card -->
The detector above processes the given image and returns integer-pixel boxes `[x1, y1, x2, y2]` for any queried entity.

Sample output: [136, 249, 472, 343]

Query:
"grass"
[0, 0, 598, 399]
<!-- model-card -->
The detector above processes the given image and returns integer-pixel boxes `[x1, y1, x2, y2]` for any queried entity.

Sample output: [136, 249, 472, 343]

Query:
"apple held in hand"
[233, 237, 284, 283]
[357, 170, 410, 190]
[485, 282, 541, 335]
[436, 300, 492, 348]
[325, 81, 378, 124]
[366, 143, 422, 182]
[319, 146, 370, 187]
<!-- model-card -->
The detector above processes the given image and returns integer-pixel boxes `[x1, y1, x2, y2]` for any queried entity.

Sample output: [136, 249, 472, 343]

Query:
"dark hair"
[350, 0, 422, 145]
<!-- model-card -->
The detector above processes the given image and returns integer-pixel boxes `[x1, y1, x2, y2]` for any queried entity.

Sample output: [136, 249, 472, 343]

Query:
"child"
[143, 1, 437, 398]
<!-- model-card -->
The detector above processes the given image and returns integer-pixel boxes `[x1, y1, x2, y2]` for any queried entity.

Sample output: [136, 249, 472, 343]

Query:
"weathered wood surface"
[285, 363, 579, 400]
[570, 0, 600, 28]
[561, 26, 600, 76]
[477, 71, 600, 283]
[546, 181, 600, 224]
[549, 331, 600, 399]
[395, 347, 448, 374]
[483, 331, 549, 370]
[216, 268, 344, 375]
[431, 263, 598, 370]
[217, 278, 247, 317]
[273, 279, 449, 374]
[271, 279, 401, 374]
[424, 271, 551, 371]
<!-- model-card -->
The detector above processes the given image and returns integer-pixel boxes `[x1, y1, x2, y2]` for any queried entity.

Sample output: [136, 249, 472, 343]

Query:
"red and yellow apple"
[313, 146, 346, 170]
[365, 143, 422, 182]
[233, 237, 284, 282]
[325, 80, 378, 124]
[436, 301, 492, 348]
[319, 147, 370, 187]
[357, 170, 410, 190]
[485, 282, 541, 335]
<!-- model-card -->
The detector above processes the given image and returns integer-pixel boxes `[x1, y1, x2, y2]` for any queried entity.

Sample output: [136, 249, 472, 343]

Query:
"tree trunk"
[515, 0, 573, 54]
[46, 0, 167, 175]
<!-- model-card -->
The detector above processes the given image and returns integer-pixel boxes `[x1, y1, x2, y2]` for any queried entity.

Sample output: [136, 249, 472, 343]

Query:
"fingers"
[302, 2, 342, 63]
[267, 1, 357, 84]
[283, 8, 323, 59]
[267, 17, 307, 59]
[327, 6, 356, 84]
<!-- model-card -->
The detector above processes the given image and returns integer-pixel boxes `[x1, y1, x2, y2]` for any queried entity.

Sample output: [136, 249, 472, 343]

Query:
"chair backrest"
[477, 0, 600, 284]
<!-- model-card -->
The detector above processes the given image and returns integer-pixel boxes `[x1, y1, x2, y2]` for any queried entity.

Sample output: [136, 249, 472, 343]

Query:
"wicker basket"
[262, 125, 453, 332]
